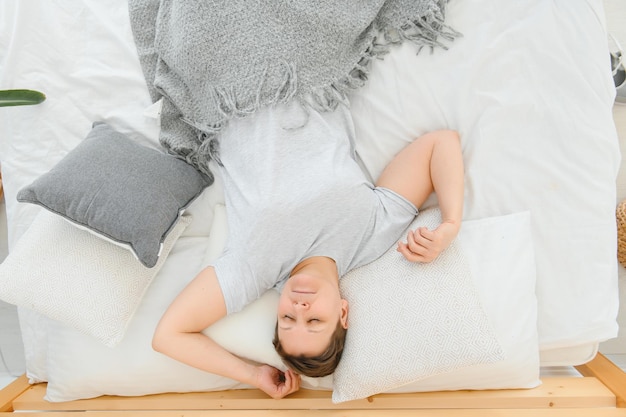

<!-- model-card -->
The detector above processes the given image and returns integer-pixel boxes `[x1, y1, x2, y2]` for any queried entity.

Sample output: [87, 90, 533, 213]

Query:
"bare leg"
[376, 129, 464, 262]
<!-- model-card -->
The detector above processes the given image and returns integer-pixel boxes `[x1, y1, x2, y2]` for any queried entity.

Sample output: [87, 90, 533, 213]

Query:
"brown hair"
[273, 321, 347, 378]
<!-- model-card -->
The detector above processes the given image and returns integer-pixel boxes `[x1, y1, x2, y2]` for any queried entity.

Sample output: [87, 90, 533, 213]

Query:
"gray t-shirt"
[212, 103, 417, 314]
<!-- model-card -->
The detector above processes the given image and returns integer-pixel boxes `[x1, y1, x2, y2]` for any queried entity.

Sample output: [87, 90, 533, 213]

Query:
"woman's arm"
[376, 129, 464, 262]
[152, 266, 300, 399]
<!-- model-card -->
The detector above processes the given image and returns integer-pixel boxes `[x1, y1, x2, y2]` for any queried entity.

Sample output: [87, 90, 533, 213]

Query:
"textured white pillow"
[332, 208, 505, 403]
[389, 211, 539, 393]
[0, 210, 190, 347]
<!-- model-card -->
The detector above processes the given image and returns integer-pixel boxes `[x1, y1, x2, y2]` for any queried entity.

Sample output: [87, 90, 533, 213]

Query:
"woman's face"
[276, 272, 348, 356]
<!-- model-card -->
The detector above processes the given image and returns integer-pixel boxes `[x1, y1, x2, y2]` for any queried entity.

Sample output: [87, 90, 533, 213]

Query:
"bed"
[1, 0, 625, 415]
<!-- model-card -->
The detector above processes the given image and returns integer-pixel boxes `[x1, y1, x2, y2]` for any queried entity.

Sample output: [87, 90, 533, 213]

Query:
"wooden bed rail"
[0, 375, 29, 413]
[1, 353, 625, 416]
[575, 352, 626, 408]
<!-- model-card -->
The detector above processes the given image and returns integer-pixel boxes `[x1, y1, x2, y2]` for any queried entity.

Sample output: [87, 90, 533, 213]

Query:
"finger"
[398, 242, 424, 262]
[289, 370, 301, 392]
[284, 370, 295, 390]
[418, 227, 435, 241]
[406, 232, 428, 256]
[283, 370, 299, 396]
[288, 370, 296, 387]
[401, 239, 438, 263]
[412, 230, 434, 250]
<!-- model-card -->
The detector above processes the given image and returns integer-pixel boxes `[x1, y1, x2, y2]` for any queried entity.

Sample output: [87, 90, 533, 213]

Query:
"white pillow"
[0, 210, 190, 347]
[17, 307, 51, 383]
[379, 210, 540, 394]
[44, 213, 284, 401]
[332, 208, 505, 403]
[43, 208, 539, 402]
[13, 199, 220, 386]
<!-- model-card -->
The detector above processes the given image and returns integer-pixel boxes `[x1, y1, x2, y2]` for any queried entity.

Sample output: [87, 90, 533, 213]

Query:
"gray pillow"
[17, 122, 209, 267]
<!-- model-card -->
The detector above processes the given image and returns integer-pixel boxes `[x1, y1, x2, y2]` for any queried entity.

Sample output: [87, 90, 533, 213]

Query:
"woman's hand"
[253, 364, 301, 399]
[397, 221, 459, 263]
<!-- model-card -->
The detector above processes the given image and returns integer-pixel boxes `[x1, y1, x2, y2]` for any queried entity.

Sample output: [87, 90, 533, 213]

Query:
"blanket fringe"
[178, 1, 459, 178]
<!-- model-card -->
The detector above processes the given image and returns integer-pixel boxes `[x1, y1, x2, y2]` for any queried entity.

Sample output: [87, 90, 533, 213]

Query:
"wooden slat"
[0, 375, 30, 412]
[2, 409, 626, 417]
[11, 377, 616, 412]
[576, 352, 626, 408]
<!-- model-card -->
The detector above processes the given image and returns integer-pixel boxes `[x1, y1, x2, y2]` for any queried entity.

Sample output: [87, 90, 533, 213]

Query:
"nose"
[294, 300, 309, 309]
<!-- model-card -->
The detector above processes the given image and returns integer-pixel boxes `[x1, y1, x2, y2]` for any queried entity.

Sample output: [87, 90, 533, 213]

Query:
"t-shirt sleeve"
[212, 250, 277, 315]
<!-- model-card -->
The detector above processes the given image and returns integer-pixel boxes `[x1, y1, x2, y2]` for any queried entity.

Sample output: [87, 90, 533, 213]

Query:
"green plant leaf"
[0, 89, 46, 107]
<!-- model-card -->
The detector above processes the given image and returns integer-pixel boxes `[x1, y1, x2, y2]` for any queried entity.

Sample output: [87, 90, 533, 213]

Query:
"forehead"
[278, 325, 334, 357]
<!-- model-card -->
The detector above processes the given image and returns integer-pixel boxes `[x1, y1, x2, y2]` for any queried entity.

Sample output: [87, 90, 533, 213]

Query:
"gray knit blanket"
[128, 0, 458, 183]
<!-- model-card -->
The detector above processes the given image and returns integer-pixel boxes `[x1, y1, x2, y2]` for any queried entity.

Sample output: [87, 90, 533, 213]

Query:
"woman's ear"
[340, 299, 349, 329]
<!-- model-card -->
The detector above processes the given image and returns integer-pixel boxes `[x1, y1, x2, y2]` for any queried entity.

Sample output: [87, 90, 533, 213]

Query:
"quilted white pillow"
[332, 208, 505, 403]
[0, 210, 190, 347]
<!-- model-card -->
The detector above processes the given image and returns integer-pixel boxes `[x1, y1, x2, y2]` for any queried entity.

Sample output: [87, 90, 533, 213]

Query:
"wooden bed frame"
[1, 352, 625, 416]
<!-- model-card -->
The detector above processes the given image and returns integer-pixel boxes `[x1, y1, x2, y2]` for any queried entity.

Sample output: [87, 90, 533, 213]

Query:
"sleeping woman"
[151, 101, 464, 399]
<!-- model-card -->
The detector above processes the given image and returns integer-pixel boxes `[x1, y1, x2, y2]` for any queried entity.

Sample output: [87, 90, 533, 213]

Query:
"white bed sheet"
[0, 0, 620, 399]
